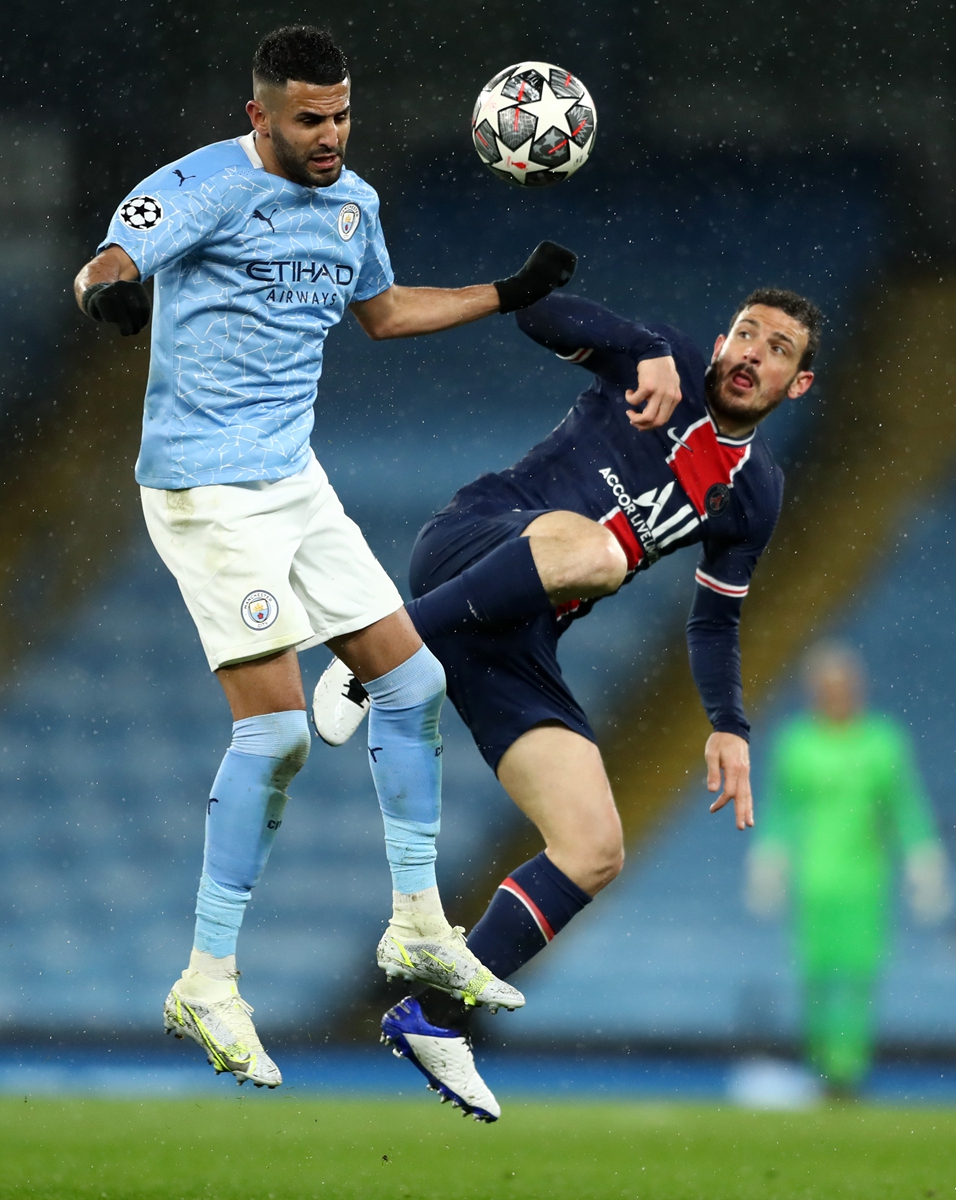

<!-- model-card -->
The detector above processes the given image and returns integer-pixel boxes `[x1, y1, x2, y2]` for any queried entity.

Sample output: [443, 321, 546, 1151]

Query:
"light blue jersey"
[99, 133, 394, 488]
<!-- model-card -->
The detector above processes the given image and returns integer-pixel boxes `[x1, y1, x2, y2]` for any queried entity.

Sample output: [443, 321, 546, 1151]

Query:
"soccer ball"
[471, 62, 597, 187]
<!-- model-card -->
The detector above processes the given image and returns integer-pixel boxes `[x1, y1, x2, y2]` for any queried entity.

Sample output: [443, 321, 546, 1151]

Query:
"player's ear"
[711, 333, 726, 362]
[787, 370, 814, 399]
[246, 98, 268, 134]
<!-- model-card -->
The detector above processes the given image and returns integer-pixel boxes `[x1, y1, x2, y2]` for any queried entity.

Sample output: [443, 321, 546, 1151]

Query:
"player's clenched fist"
[625, 354, 682, 430]
[82, 280, 151, 336]
[494, 241, 577, 314]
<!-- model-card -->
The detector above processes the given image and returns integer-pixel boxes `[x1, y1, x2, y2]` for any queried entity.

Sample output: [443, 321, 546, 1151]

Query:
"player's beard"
[704, 357, 791, 428]
[269, 124, 344, 188]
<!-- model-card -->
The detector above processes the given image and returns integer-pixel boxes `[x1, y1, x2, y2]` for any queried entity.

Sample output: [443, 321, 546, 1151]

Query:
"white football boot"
[163, 967, 282, 1088]
[311, 657, 369, 746]
[377, 920, 525, 1012]
[381, 996, 500, 1122]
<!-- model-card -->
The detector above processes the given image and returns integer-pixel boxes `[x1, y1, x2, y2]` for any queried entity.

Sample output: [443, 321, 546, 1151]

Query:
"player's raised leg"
[410, 510, 627, 641]
[165, 648, 311, 1088]
[312, 511, 626, 745]
[328, 611, 524, 1011]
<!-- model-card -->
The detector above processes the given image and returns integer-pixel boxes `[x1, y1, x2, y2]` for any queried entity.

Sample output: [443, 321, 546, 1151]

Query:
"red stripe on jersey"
[695, 568, 749, 597]
[499, 878, 555, 942]
[554, 597, 583, 619]
[598, 506, 644, 572]
[666, 418, 752, 516]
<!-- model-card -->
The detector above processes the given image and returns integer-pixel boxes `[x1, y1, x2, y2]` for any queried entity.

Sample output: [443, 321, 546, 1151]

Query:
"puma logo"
[252, 207, 278, 233]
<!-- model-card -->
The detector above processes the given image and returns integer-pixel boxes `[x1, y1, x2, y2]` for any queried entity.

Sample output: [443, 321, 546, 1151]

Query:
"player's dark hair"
[252, 25, 348, 89]
[732, 287, 823, 371]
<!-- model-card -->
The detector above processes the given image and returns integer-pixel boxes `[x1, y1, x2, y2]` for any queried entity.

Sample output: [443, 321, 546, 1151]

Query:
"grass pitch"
[1, 1095, 954, 1199]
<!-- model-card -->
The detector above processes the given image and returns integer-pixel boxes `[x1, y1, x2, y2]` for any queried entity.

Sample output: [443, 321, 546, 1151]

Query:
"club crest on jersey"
[705, 483, 732, 515]
[241, 590, 279, 631]
[337, 202, 360, 241]
[119, 195, 164, 231]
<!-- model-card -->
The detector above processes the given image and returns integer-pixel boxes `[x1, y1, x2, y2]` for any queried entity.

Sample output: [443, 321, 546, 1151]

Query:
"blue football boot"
[381, 996, 500, 1122]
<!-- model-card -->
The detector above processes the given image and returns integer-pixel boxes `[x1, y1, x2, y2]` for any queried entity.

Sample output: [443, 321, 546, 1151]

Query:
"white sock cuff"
[188, 948, 237, 980]
[392, 885, 445, 919]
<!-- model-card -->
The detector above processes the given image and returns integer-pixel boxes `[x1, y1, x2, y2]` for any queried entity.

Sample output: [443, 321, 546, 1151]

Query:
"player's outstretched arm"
[349, 241, 576, 340]
[705, 731, 754, 830]
[74, 245, 151, 337]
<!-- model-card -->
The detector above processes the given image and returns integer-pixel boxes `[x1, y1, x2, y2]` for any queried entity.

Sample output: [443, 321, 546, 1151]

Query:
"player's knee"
[572, 528, 627, 596]
[259, 710, 311, 792]
[547, 527, 627, 598]
[559, 826, 624, 895]
[413, 644, 446, 703]
[385, 643, 446, 706]
[590, 838, 625, 892]
[367, 645, 446, 721]
[282, 721, 313, 773]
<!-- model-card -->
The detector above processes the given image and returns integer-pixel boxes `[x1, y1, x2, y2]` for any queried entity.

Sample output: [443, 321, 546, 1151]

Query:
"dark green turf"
[1, 1096, 954, 1199]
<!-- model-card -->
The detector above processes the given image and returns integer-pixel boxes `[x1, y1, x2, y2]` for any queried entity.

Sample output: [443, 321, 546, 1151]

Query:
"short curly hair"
[731, 287, 823, 371]
[252, 25, 348, 88]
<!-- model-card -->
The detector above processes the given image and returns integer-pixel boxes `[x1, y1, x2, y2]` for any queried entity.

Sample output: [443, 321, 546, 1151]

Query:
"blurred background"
[2, 0, 956, 1103]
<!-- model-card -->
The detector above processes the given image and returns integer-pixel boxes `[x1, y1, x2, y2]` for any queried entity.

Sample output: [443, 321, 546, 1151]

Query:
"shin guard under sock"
[407, 536, 550, 642]
[193, 709, 311, 958]
[364, 645, 446, 896]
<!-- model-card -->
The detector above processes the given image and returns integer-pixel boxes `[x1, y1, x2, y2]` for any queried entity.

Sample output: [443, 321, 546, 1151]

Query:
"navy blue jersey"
[447, 293, 785, 739]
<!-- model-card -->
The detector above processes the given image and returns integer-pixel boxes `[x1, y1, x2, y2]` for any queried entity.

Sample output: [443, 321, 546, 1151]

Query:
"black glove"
[494, 241, 577, 314]
[82, 280, 151, 336]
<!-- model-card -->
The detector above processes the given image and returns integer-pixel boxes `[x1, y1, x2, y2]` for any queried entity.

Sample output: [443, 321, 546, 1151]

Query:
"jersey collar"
[237, 131, 264, 169]
[704, 405, 757, 447]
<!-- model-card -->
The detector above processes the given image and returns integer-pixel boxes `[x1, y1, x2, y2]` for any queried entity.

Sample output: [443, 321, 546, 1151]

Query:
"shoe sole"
[163, 998, 280, 1089]
[380, 1029, 497, 1123]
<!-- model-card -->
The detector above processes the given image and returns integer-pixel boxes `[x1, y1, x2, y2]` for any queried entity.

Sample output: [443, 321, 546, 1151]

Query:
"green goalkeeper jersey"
[760, 713, 938, 973]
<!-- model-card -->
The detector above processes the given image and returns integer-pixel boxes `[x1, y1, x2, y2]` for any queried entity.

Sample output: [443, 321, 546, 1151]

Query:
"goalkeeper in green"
[746, 642, 951, 1093]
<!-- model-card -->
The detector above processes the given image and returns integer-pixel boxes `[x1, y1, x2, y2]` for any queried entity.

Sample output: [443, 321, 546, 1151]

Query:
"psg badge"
[705, 483, 732, 515]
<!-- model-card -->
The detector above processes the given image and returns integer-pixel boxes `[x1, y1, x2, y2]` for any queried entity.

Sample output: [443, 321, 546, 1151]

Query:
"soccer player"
[72, 25, 577, 1088]
[746, 642, 950, 1095]
[314, 285, 821, 1119]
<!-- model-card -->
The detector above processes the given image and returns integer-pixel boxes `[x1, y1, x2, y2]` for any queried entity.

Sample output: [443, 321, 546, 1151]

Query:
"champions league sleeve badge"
[119, 195, 165, 230]
[241, 590, 280, 630]
[337, 202, 360, 240]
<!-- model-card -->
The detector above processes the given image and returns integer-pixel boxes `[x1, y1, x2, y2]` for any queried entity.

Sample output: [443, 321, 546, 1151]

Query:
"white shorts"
[141, 452, 404, 671]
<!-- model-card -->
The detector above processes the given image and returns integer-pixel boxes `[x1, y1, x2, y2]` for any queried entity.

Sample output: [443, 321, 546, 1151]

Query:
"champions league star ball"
[471, 61, 597, 187]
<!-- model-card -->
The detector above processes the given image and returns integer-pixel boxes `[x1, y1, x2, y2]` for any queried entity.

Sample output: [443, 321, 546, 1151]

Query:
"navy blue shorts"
[409, 500, 596, 773]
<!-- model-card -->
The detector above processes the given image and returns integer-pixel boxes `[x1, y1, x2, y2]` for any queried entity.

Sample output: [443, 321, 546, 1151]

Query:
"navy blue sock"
[407, 537, 550, 642]
[466, 851, 592, 979]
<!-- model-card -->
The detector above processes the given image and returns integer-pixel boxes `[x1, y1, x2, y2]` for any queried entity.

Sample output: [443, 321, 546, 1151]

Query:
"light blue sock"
[364, 645, 445, 895]
[193, 709, 311, 958]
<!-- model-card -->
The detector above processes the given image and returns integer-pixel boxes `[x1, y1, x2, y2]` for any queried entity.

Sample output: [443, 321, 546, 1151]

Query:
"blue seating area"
[0, 160, 892, 1039]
